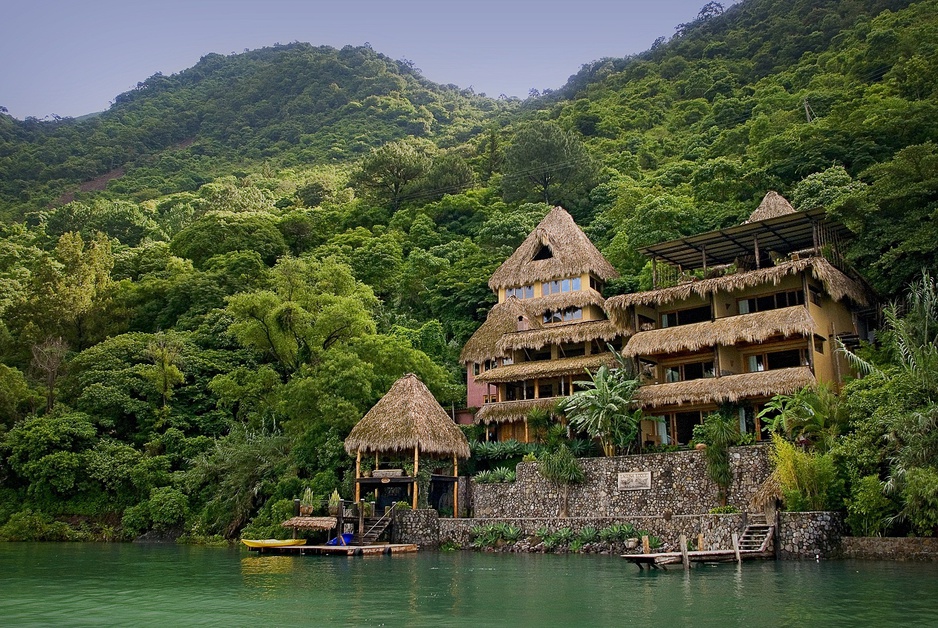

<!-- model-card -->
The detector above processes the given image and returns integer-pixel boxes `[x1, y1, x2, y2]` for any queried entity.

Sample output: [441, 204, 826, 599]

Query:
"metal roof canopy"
[638, 207, 852, 270]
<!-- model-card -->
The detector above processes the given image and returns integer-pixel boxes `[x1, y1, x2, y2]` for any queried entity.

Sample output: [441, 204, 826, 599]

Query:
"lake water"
[2, 543, 937, 626]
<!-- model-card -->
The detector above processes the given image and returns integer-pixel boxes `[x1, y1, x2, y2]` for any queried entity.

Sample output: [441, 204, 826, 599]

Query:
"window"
[559, 342, 586, 358]
[529, 348, 552, 361]
[473, 363, 480, 376]
[539, 382, 555, 398]
[738, 290, 805, 314]
[542, 307, 582, 324]
[506, 285, 534, 299]
[814, 336, 825, 354]
[809, 286, 822, 306]
[660, 305, 711, 328]
[663, 360, 714, 382]
[543, 277, 581, 295]
[589, 276, 602, 292]
[502, 356, 513, 366]
[747, 348, 808, 372]
[533, 245, 553, 260]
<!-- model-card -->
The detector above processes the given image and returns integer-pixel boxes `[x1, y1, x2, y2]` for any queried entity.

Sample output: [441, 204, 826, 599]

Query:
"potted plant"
[360, 457, 374, 478]
[328, 489, 341, 516]
[300, 487, 315, 516]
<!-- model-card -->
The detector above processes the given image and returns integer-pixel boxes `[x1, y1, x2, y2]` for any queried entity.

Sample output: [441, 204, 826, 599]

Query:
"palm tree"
[559, 364, 641, 457]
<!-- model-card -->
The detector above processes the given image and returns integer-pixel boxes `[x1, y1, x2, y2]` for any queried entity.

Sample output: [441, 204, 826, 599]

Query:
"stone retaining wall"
[841, 537, 938, 561]
[471, 446, 770, 519]
[391, 509, 439, 548]
[777, 511, 843, 559]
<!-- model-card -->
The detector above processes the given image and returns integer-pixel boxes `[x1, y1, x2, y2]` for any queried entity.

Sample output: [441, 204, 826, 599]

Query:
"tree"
[31, 337, 68, 413]
[501, 121, 597, 208]
[537, 444, 584, 518]
[353, 139, 431, 210]
[701, 411, 739, 506]
[559, 363, 641, 456]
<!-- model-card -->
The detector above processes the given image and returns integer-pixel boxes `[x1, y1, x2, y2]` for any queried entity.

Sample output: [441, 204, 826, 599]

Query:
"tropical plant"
[578, 526, 599, 543]
[559, 361, 641, 456]
[702, 411, 739, 506]
[845, 475, 895, 536]
[537, 444, 584, 517]
[758, 384, 847, 452]
[770, 433, 844, 512]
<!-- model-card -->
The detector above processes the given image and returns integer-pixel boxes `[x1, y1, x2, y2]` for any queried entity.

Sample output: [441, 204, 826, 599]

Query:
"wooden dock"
[245, 543, 418, 556]
[623, 523, 775, 570]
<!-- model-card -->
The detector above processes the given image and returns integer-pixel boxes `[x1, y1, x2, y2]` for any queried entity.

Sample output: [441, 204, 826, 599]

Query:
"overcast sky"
[0, 0, 738, 120]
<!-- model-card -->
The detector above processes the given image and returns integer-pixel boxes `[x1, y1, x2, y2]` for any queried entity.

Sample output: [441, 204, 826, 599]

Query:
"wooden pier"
[623, 522, 775, 570]
[245, 543, 419, 556]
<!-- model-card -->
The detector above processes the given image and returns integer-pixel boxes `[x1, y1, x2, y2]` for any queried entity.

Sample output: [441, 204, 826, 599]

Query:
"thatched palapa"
[344, 374, 470, 458]
[280, 516, 337, 530]
[744, 191, 797, 224]
[474, 397, 560, 425]
[497, 319, 622, 353]
[634, 366, 816, 409]
[488, 207, 618, 290]
[460, 297, 539, 364]
[474, 352, 617, 383]
[622, 306, 815, 357]
[605, 257, 868, 323]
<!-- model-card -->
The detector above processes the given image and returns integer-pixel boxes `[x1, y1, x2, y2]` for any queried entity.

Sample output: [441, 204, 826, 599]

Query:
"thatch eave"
[474, 397, 561, 425]
[622, 306, 815, 357]
[460, 297, 539, 364]
[605, 257, 869, 314]
[474, 352, 617, 383]
[497, 319, 623, 353]
[633, 367, 816, 409]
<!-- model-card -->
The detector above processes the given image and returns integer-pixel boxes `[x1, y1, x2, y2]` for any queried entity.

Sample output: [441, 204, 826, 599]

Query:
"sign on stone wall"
[618, 471, 652, 491]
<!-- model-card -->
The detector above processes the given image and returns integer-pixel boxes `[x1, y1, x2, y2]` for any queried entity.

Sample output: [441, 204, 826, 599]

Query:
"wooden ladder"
[739, 513, 774, 553]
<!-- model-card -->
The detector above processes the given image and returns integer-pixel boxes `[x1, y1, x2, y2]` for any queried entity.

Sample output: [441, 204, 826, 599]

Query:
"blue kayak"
[326, 533, 354, 546]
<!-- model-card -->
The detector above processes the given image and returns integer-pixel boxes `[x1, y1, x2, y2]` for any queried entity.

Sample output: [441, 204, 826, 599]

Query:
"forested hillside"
[1, 0, 936, 541]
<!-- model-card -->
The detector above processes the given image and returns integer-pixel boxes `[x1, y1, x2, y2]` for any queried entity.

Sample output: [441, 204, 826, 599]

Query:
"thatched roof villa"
[605, 192, 875, 446]
[461, 206, 626, 441]
[459, 193, 875, 449]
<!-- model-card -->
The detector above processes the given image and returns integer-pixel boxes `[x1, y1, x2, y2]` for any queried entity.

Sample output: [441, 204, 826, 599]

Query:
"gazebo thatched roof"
[473, 352, 618, 384]
[605, 257, 868, 326]
[622, 306, 815, 357]
[498, 319, 622, 353]
[744, 191, 796, 224]
[488, 207, 618, 290]
[474, 397, 561, 425]
[634, 366, 816, 409]
[460, 297, 539, 364]
[344, 374, 470, 458]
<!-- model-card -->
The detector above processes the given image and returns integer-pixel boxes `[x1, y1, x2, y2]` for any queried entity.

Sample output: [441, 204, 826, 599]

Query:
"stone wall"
[391, 509, 439, 548]
[841, 537, 938, 561]
[471, 445, 770, 519]
[777, 511, 843, 559]
[438, 514, 746, 551]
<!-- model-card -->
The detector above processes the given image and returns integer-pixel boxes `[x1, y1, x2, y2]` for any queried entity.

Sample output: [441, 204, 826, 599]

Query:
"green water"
[2, 544, 937, 626]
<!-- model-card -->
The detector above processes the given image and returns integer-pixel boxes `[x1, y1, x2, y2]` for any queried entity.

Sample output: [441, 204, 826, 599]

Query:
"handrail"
[361, 502, 396, 539]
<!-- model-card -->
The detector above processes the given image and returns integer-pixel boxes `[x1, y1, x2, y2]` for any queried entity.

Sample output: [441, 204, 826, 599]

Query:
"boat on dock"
[241, 538, 307, 549]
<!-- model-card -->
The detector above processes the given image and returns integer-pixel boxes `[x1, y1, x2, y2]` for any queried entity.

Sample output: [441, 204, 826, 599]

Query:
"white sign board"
[618, 471, 652, 491]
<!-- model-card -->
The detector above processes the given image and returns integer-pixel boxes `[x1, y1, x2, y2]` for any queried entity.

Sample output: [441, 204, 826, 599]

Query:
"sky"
[0, 0, 738, 120]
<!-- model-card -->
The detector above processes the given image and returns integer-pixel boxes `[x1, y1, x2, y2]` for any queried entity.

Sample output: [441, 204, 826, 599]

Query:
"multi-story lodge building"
[462, 194, 873, 446]
[460, 207, 623, 441]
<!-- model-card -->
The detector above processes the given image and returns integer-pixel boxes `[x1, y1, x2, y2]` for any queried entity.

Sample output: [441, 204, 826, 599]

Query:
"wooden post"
[359, 499, 365, 544]
[732, 532, 741, 564]
[642, 535, 650, 554]
[412, 447, 419, 510]
[524, 418, 529, 443]
[336, 499, 345, 545]
[355, 450, 361, 502]
[680, 534, 690, 570]
[697, 533, 705, 552]
[754, 236, 761, 269]
[652, 256, 658, 289]
[453, 455, 459, 518]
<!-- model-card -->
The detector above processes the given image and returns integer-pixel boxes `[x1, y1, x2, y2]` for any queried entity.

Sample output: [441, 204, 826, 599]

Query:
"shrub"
[900, 467, 938, 536]
[148, 487, 188, 531]
[845, 475, 895, 536]
[771, 434, 844, 511]
[578, 526, 599, 544]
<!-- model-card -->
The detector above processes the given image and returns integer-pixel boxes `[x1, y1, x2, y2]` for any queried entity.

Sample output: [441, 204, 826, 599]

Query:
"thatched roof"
[344, 374, 470, 458]
[605, 257, 868, 322]
[498, 319, 622, 353]
[622, 306, 815, 357]
[474, 397, 561, 425]
[745, 191, 796, 224]
[281, 516, 337, 530]
[749, 473, 782, 511]
[460, 297, 539, 364]
[473, 352, 618, 384]
[633, 366, 816, 409]
[524, 287, 607, 314]
[488, 207, 618, 290]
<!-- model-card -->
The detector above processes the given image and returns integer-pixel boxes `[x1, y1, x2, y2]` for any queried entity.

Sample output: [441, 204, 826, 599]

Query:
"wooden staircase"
[739, 513, 774, 553]
[350, 504, 397, 545]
